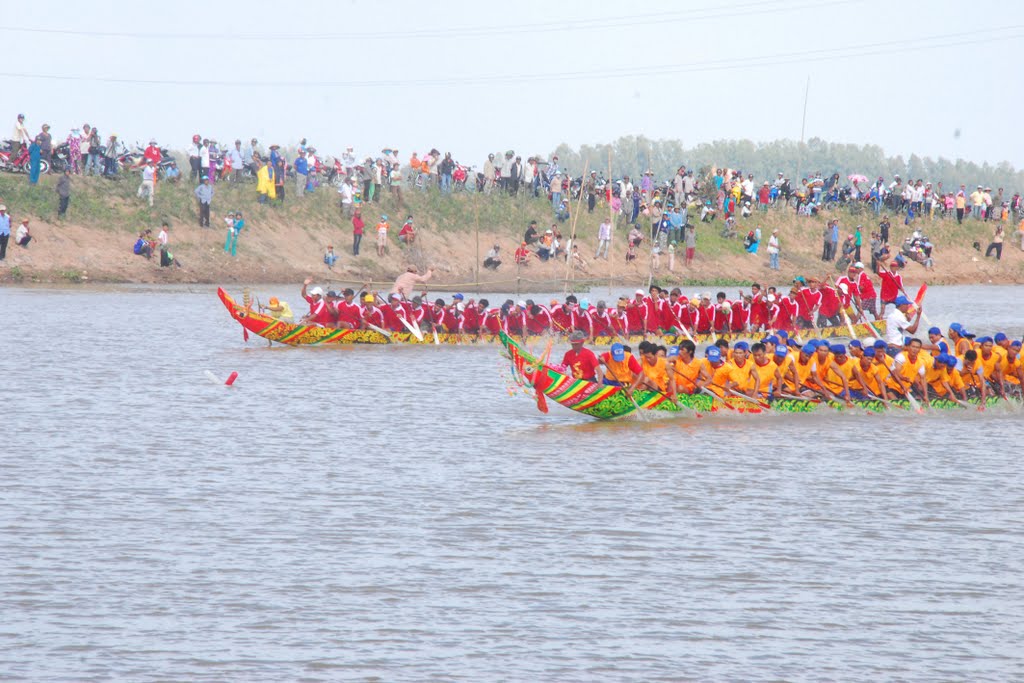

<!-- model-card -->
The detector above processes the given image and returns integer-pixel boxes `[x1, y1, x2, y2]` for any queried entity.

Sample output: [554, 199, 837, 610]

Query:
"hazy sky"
[3, 0, 1022, 170]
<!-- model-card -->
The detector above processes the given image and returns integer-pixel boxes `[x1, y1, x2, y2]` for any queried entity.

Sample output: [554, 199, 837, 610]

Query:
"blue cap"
[788, 338, 801, 348]
[961, 327, 975, 337]
[894, 295, 912, 306]
[764, 335, 780, 346]
[1012, 340, 1022, 348]
[949, 322, 963, 334]
[807, 339, 822, 349]
[849, 339, 862, 349]
[903, 336, 913, 346]
[707, 347, 722, 362]
[994, 332, 1007, 342]
[928, 326, 941, 335]
[733, 341, 750, 352]
[453, 293, 464, 300]
[873, 339, 888, 349]
[610, 343, 625, 361]
[777, 330, 790, 339]
[863, 347, 876, 358]
[801, 343, 816, 355]
[579, 299, 590, 310]
[943, 354, 959, 367]
[668, 345, 680, 358]
[976, 336, 993, 344]
[774, 346, 789, 357]
[830, 344, 846, 355]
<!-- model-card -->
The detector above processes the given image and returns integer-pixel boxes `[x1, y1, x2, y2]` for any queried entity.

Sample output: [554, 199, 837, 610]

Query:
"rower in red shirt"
[431, 298, 458, 332]
[877, 260, 905, 309]
[526, 303, 553, 334]
[503, 301, 528, 335]
[334, 289, 363, 329]
[817, 282, 841, 326]
[713, 292, 732, 332]
[609, 298, 631, 336]
[794, 278, 822, 328]
[589, 301, 614, 336]
[626, 290, 652, 334]
[730, 297, 750, 333]
[852, 262, 878, 319]
[381, 294, 413, 332]
[561, 331, 600, 381]
[748, 283, 768, 331]
[300, 279, 336, 326]
[459, 298, 485, 333]
[481, 301, 503, 334]
[361, 294, 385, 328]
[549, 299, 573, 334]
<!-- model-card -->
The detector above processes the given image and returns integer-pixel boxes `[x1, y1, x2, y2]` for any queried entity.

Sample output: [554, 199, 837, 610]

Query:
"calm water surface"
[1, 284, 1022, 681]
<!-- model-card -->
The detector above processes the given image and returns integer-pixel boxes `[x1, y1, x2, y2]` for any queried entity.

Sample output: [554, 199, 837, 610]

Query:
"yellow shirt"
[821, 357, 854, 394]
[1002, 353, 1021, 385]
[850, 361, 884, 395]
[751, 359, 778, 396]
[788, 355, 816, 392]
[978, 351, 1000, 381]
[726, 359, 756, 393]
[642, 356, 670, 393]
[672, 358, 703, 395]
[925, 363, 950, 396]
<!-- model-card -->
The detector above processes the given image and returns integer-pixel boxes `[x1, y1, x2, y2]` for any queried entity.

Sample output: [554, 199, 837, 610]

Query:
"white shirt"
[158, 229, 168, 246]
[142, 166, 155, 182]
[200, 146, 210, 166]
[13, 120, 29, 143]
[884, 307, 912, 345]
[598, 221, 611, 240]
[768, 235, 780, 254]
[338, 183, 353, 204]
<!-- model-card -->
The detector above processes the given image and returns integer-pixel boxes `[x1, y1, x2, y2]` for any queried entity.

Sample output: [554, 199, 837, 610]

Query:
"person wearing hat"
[194, 174, 214, 226]
[261, 295, 293, 322]
[300, 278, 334, 326]
[143, 138, 162, 167]
[549, 171, 563, 209]
[481, 242, 503, 270]
[695, 345, 732, 398]
[561, 330, 599, 381]
[391, 264, 434, 297]
[14, 218, 31, 248]
[883, 295, 921, 347]
[597, 342, 641, 387]
[375, 214, 390, 256]
[360, 292, 385, 329]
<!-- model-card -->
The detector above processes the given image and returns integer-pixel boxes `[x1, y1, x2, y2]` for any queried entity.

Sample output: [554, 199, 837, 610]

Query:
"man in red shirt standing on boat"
[562, 331, 599, 381]
[877, 259, 906, 315]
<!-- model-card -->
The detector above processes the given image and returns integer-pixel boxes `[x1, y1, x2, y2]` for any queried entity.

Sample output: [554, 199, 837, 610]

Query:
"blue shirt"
[830, 224, 839, 242]
[0, 214, 9, 236]
[194, 183, 214, 203]
[294, 156, 308, 175]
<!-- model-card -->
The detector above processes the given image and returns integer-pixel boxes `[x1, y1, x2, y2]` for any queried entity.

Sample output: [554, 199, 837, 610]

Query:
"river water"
[2, 284, 1022, 681]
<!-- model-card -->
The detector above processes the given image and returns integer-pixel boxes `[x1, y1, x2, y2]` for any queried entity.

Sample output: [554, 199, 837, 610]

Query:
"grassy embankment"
[0, 172, 1020, 288]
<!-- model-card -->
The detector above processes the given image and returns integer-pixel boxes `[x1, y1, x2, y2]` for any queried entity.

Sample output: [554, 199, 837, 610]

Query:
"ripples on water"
[1, 285, 1022, 681]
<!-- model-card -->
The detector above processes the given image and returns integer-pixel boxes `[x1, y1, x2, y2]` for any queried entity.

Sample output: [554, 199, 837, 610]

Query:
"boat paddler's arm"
[749, 371, 761, 398]
[666, 361, 678, 398]
[831, 361, 854, 406]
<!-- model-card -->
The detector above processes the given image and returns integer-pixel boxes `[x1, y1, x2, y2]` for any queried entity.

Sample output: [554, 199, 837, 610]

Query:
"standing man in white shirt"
[137, 161, 156, 207]
[596, 219, 612, 259]
[884, 295, 922, 349]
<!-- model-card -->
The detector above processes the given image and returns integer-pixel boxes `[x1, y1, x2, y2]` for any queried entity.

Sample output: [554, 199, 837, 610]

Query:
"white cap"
[853, 261, 864, 268]
[691, 292, 701, 300]
[517, 300, 526, 307]
[309, 286, 323, 296]
[702, 292, 711, 299]
[838, 283, 849, 292]
[767, 294, 776, 302]
[635, 289, 645, 295]
[456, 303, 465, 312]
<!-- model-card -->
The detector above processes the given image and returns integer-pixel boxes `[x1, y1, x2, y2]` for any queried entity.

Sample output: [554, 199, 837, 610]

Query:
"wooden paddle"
[699, 387, 738, 411]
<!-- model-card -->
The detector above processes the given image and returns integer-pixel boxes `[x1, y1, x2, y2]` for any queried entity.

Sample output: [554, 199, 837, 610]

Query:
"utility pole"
[795, 76, 810, 184]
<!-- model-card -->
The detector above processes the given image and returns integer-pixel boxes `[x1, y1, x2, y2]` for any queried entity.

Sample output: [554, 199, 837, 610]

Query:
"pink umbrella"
[848, 173, 868, 183]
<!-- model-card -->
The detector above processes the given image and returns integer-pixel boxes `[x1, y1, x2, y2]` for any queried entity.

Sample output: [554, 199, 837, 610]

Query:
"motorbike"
[0, 142, 51, 174]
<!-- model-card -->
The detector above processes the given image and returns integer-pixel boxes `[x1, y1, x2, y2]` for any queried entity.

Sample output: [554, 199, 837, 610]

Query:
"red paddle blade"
[535, 391, 549, 413]
[243, 328, 249, 342]
[914, 283, 928, 306]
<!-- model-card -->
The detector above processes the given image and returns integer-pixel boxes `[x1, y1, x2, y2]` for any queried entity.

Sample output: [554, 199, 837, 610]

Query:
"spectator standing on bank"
[11, 113, 30, 158]
[767, 229, 780, 270]
[352, 208, 364, 255]
[0, 204, 10, 261]
[194, 175, 214, 227]
[56, 169, 72, 218]
[36, 124, 53, 166]
[138, 161, 156, 207]
[294, 149, 308, 198]
[596, 218, 611, 259]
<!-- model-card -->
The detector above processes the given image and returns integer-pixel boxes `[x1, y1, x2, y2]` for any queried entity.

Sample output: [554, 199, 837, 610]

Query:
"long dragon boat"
[219, 288, 886, 347]
[499, 331, 1012, 420]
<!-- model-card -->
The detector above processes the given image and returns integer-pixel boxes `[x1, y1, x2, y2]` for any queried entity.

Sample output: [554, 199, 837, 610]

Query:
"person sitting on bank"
[483, 243, 502, 270]
[15, 219, 31, 247]
[133, 230, 154, 259]
[398, 216, 416, 246]
[324, 244, 338, 269]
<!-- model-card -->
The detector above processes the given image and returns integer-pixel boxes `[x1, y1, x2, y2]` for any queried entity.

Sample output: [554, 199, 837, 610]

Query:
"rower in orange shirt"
[668, 340, 703, 395]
